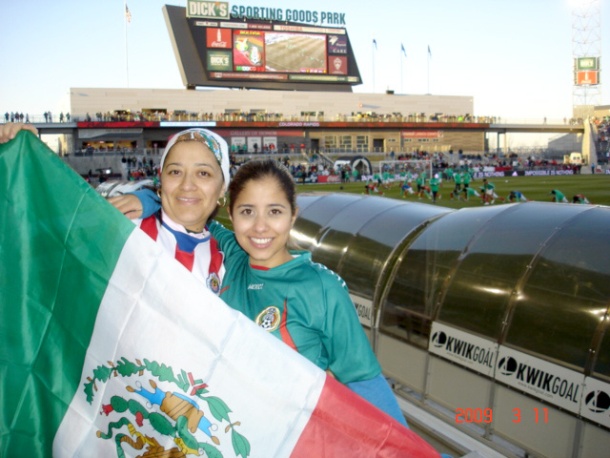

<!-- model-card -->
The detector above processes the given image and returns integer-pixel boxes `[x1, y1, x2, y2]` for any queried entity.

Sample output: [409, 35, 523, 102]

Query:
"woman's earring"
[217, 196, 227, 207]
[157, 188, 162, 198]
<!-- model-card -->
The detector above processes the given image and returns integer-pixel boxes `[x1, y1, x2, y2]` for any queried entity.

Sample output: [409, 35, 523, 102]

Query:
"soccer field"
[296, 174, 610, 209]
[213, 173, 609, 227]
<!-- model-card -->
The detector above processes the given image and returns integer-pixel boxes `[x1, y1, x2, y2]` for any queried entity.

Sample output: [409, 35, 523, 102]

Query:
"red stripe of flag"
[293, 377, 441, 457]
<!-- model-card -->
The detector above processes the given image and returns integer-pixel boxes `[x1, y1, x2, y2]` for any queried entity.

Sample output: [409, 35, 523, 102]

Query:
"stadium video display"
[206, 26, 344, 79]
[264, 32, 327, 73]
[164, 4, 361, 90]
[226, 30, 328, 74]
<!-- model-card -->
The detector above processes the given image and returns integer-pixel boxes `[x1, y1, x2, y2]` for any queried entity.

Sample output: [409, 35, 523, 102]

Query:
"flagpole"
[400, 44, 406, 94]
[427, 45, 430, 94]
[372, 40, 376, 93]
[400, 47, 403, 94]
[125, 1, 130, 87]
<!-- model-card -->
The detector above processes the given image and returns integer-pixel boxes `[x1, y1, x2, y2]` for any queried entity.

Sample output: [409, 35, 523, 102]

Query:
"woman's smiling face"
[229, 175, 297, 269]
[160, 141, 225, 232]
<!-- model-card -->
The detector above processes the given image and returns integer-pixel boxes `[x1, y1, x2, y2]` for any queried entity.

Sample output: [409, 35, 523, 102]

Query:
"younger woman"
[210, 160, 408, 426]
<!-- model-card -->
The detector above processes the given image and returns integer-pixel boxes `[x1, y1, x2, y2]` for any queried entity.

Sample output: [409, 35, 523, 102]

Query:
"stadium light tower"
[571, 0, 602, 120]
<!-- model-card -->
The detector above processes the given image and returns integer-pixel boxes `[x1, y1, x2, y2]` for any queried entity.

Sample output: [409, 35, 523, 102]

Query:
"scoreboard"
[574, 57, 600, 86]
[163, 4, 361, 92]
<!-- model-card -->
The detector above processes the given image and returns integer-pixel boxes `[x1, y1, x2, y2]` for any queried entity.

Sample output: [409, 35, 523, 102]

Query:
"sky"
[1, 0, 608, 125]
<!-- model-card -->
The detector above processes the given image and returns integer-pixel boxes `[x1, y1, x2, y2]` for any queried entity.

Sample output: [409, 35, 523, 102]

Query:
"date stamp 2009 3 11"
[455, 407, 549, 424]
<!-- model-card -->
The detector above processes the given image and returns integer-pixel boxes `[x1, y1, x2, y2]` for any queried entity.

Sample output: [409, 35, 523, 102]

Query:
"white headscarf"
[160, 128, 230, 190]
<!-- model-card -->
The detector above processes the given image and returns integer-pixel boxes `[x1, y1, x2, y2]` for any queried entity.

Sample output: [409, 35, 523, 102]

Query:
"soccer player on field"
[461, 170, 472, 192]
[572, 194, 590, 204]
[481, 178, 496, 205]
[508, 190, 528, 202]
[462, 187, 481, 201]
[453, 170, 463, 197]
[400, 171, 415, 197]
[416, 172, 427, 199]
[429, 174, 441, 203]
[551, 189, 568, 203]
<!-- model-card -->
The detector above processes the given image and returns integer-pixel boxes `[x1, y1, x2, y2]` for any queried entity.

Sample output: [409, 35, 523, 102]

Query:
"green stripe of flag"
[0, 131, 135, 456]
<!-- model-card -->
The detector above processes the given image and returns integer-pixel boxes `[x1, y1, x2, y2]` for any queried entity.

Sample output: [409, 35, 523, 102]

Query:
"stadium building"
[62, 2, 491, 159]
[68, 87, 483, 153]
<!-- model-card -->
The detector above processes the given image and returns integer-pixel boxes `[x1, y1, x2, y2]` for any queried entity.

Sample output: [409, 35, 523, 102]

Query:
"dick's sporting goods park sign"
[187, 0, 346, 25]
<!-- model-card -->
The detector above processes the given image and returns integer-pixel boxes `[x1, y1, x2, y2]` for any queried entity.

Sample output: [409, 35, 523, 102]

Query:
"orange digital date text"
[455, 407, 549, 424]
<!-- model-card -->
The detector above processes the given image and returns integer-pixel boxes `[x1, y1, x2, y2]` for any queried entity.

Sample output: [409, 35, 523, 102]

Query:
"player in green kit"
[551, 189, 568, 203]
[400, 170, 415, 197]
[462, 186, 481, 201]
[482, 178, 496, 205]
[429, 174, 441, 203]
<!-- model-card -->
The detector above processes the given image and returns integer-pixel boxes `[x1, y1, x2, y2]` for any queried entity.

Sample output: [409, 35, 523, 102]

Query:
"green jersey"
[552, 190, 566, 202]
[482, 181, 495, 191]
[465, 187, 480, 197]
[209, 222, 381, 384]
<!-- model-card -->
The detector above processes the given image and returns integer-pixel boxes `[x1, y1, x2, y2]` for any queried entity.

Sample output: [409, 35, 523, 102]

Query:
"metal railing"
[2, 112, 587, 126]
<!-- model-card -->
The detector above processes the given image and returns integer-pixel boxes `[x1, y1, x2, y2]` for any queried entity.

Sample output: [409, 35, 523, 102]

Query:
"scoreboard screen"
[164, 4, 361, 92]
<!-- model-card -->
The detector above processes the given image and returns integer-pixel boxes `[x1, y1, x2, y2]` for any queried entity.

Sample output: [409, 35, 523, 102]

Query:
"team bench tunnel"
[292, 193, 610, 458]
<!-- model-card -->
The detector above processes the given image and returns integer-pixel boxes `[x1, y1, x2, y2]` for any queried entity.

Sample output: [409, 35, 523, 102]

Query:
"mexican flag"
[0, 132, 440, 458]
